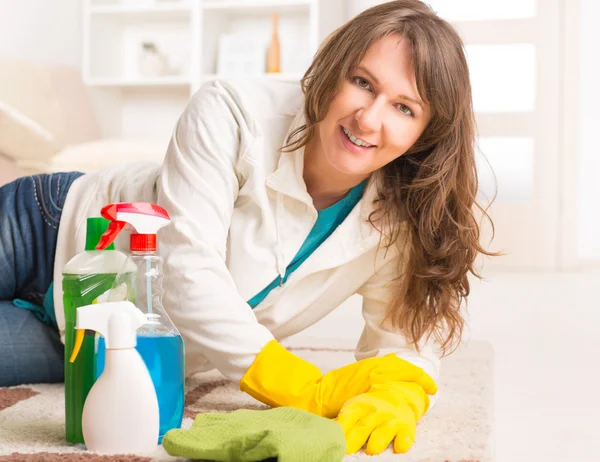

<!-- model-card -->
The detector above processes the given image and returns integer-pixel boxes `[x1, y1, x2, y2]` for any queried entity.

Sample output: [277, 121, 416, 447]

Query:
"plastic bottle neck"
[131, 250, 157, 257]
[104, 348, 142, 371]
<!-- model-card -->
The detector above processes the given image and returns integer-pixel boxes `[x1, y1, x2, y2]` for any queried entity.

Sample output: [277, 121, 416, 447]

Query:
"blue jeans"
[0, 172, 83, 386]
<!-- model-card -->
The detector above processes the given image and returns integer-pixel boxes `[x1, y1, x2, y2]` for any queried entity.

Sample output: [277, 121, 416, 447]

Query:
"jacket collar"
[265, 111, 313, 206]
[266, 110, 391, 272]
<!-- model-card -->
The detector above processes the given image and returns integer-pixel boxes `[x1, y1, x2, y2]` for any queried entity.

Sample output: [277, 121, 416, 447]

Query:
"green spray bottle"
[62, 217, 135, 444]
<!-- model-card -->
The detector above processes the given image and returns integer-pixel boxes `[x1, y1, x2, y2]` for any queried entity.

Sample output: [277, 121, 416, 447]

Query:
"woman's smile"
[339, 125, 377, 154]
[304, 34, 431, 188]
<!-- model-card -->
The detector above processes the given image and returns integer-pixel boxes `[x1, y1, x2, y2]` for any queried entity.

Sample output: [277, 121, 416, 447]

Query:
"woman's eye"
[352, 76, 371, 90]
[396, 103, 414, 117]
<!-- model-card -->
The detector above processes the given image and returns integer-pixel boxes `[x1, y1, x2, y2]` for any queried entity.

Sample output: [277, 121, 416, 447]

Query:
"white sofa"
[0, 57, 167, 187]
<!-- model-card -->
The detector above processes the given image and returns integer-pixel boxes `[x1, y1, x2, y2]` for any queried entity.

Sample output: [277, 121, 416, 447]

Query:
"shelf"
[90, 3, 192, 20]
[203, 73, 303, 83]
[86, 76, 192, 88]
[202, 0, 312, 15]
[82, 0, 343, 139]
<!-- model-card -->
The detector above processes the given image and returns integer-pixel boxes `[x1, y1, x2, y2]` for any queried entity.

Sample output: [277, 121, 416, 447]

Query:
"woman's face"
[315, 34, 431, 179]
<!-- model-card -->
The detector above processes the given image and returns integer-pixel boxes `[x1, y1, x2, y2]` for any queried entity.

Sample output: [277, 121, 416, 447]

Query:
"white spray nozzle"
[70, 302, 147, 363]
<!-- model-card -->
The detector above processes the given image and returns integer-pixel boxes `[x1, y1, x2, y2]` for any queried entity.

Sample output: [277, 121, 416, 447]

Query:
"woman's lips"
[339, 125, 376, 154]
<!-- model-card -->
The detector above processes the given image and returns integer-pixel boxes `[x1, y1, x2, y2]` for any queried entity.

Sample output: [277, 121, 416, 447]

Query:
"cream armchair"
[0, 57, 167, 187]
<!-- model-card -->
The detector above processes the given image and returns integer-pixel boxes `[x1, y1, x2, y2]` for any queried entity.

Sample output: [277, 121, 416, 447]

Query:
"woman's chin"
[327, 153, 371, 178]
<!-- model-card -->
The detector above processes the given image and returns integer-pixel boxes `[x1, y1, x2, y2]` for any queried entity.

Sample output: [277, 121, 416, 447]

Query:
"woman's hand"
[240, 340, 437, 418]
[335, 381, 430, 455]
[317, 353, 437, 417]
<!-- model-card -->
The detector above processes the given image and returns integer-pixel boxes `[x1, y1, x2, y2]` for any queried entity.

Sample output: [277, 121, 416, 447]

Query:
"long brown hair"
[284, 0, 498, 355]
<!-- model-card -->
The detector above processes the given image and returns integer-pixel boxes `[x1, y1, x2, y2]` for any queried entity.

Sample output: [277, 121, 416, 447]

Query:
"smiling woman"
[0, 0, 496, 457]
[288, 0, 498, 356]
[303, 35, 431, 206]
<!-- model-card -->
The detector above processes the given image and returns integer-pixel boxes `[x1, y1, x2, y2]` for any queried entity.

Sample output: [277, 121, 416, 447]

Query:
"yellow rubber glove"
[336, 381, 431, 455]
[240, 340, 437, 418]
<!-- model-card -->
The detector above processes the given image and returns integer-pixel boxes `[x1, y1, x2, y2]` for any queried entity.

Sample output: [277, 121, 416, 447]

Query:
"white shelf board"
[86, 76, 192, 88]
[202, 0, 312, 15]
[90, 3, 192, 20]
[203, 72, 303, 82]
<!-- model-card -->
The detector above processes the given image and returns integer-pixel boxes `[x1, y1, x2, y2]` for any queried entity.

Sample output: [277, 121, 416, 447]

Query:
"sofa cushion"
[0, 101, 59, 162]
[0, 57, 68, 148]
[0, 153, 34, 187]
[47, 65, 102, 146]
[15, 138, 167, 173]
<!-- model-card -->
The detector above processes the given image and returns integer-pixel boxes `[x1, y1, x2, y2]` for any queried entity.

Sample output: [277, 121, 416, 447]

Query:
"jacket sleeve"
[355, 252, 441, 407]
[157, 81, 274, 381]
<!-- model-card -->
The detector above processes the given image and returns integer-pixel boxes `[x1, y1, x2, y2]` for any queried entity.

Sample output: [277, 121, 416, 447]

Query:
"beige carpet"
[0, 341, 493, 461]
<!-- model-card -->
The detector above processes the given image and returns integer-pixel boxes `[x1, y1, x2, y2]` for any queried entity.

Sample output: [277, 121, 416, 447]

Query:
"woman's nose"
[354, 97, 384, 133]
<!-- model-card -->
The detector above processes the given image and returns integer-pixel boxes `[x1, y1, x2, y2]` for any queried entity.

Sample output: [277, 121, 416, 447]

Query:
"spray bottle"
[70, 301, 159, 454]
[94, 202, 185, 443]
[62, 217, 135, 444]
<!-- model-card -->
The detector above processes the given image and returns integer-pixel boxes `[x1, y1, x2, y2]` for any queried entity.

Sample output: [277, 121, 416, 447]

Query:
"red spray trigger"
[96, 221, 126, 250]
[95, 202, 171, 252]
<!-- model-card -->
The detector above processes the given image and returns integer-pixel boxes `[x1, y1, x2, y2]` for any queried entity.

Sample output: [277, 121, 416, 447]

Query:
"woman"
[0, 0, 494, 454]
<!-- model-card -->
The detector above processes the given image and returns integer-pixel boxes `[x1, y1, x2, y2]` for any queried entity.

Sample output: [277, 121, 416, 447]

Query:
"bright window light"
[466, 44, 536, 113]
[476, 137, 534, 202]
[425, 0, 536, 22]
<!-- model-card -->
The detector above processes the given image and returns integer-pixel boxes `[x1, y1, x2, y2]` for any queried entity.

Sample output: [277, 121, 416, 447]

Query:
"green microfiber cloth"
[162, 407, 346, 462]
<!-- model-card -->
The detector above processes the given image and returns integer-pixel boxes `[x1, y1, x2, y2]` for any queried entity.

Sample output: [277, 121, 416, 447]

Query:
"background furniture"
[83, 0, 346, 141]
[0, 56, 167, 187]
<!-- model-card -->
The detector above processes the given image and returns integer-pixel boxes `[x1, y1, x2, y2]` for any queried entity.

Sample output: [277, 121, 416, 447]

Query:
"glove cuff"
[240, 340, 323, 414]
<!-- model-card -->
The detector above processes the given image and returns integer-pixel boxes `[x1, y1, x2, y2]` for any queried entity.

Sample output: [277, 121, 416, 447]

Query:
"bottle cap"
[130, 234, 157, 252]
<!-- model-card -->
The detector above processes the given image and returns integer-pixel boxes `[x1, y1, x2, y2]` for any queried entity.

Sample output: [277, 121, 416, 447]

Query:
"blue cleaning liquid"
[96, 334, 184, 443]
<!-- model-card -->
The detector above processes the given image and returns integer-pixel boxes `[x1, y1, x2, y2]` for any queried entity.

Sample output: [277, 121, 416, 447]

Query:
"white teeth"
[342, 127, 372, 147]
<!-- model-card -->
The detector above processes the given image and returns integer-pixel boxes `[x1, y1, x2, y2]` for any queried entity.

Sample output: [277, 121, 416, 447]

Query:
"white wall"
[577, 0, 600, 261]
[0, 0, 82, 68]
[344, 0, 391, 19]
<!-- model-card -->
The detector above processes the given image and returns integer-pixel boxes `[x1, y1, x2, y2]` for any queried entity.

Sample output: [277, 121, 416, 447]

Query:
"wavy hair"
[283, 0, 498, 354]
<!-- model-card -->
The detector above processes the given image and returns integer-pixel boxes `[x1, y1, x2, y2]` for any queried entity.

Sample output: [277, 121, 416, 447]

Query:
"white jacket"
[54, 79, 441, 386]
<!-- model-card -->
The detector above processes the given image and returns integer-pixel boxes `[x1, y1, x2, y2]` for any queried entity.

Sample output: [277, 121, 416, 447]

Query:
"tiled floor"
[287, 270, 600, 462]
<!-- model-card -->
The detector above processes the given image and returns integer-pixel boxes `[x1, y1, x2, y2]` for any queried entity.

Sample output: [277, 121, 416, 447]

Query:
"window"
[425, 0, 536, 22]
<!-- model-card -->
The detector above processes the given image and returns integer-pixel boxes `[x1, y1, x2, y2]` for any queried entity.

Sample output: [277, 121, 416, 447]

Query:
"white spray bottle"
[70, 301, 159, 454]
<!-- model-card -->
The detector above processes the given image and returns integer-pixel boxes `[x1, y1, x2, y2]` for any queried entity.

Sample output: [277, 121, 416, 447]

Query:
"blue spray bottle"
[94, 202, 185, 443]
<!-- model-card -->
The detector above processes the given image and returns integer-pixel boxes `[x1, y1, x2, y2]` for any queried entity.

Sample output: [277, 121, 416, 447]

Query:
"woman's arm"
[356, 253, 441, 400]
[156, 82, 436, 418]
[157, 81, 274, 381]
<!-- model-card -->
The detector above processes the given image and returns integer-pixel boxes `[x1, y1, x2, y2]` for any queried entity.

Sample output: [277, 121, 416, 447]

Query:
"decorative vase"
[266, 12, 280, 73]
[139, 42, 168, 77]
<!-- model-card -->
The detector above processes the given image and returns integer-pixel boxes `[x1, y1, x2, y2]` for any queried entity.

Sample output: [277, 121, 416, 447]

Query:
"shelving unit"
[87, 76, 192, 87]
[203, 71, 303, 81]
[82, 0, 345, 140]
[89, 3, 193, 18]
[201, 0, 313, 14]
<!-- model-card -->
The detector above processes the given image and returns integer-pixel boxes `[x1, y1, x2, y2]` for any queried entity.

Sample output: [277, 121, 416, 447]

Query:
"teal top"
[13, 284, 56, 326]
[247, 181, 366, 308]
